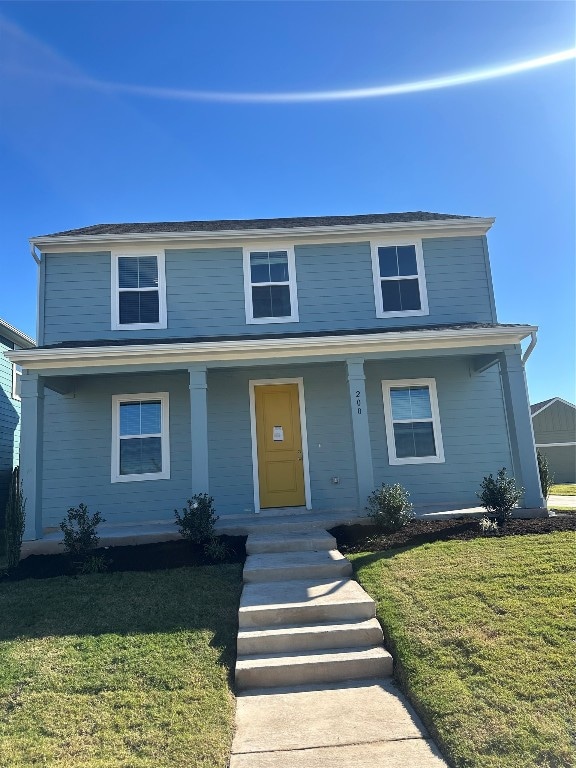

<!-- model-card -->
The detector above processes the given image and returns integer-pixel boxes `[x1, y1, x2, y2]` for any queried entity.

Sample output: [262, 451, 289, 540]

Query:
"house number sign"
[355, 390, 362, 415]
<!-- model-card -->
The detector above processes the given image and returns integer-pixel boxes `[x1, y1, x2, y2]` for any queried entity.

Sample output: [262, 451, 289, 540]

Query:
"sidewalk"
[230, 678, 446, 767]
[548, 494, 576, 508]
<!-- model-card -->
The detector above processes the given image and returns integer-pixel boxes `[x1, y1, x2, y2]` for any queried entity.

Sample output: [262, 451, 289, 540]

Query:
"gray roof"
[530, 398, 556, 415]
[0, 317, 35, 348]
[531, 397, 576, 415]
[36, 211, 476, 239]
[39, 322, 527, 350]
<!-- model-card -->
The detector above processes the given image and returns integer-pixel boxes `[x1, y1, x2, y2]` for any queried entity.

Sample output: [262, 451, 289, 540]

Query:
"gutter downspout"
[30, 243, 43, 346]
[522, 331, 537, 364]
[30, 243, 41, 266]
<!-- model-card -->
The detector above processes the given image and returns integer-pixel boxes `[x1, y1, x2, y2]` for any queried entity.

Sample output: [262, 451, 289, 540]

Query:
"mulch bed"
[1, 535, 246, 582]
[331, 516, 576, 555]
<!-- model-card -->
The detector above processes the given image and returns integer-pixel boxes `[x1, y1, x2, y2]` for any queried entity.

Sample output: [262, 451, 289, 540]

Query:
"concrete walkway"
[230, 527, 448, 767]
[548, 494, 576, 508]
[230, 679, 446, 767]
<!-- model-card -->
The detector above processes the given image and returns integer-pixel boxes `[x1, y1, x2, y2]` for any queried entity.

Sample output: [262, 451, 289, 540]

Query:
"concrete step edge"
[237, 618, 383, 654]
[236, 645, 391, 667]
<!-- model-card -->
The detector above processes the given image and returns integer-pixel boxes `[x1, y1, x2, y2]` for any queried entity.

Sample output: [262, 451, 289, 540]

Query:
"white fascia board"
[5, 325, 535, 371]
[0, 318, 36, 348]
[30, 217, 495, 251]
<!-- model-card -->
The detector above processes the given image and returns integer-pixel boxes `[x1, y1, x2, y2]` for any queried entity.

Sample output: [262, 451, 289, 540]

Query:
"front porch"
[19, 499, 550, 559]
[9, 323, 546, 544]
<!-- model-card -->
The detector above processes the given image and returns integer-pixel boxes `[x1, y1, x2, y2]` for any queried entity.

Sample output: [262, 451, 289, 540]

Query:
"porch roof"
[5, 322, 536, 372]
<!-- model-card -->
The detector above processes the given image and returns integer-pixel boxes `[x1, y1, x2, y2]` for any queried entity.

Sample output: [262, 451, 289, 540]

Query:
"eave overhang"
[0, 318, 36, 349]
[5, 325, 535, 371]
[30, 217, 495, 251]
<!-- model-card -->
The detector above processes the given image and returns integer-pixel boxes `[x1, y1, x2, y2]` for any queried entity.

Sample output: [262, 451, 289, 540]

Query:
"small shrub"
[203, 536, 229, 563]
[477, 468, 523, 526]
[478, 516, 499, 534]
[366, 483, 414, 533]
[60, 503, 105, 557]
[78, 554, 111, 574]
[175, 494, 219, 544]
[4, 467, 26, 570]
[537, 450, 553, 500]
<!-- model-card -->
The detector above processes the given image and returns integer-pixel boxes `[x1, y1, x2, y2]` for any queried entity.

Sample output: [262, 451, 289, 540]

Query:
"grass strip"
[352, 533, 575, 768]
[0, 565, 242, 767]
[550, 484, 576, 496]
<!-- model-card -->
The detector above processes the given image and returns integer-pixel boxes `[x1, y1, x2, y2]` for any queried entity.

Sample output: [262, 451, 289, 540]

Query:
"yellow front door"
[255, 383, 306, 508]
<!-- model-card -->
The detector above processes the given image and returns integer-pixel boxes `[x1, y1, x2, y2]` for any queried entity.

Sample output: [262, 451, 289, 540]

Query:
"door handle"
[297, 449, 303, 461]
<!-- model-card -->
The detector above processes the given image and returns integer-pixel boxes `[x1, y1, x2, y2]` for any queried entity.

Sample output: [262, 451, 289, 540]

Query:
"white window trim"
[370, 239, 429, 319]
[11, 363, 22, 401]
[243, 244, 299, 324]
[381, 377, 445, 465]
[111, 392, 170, 482]
[111, 250, 167, 331]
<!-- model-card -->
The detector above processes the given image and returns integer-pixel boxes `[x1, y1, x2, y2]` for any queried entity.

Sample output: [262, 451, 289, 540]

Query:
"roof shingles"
[36, 211, 476, 239]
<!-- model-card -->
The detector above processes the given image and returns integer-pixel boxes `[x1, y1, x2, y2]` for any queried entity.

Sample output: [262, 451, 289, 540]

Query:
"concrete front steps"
[243, 549, 352, 583]
[235, 529, 393, 691]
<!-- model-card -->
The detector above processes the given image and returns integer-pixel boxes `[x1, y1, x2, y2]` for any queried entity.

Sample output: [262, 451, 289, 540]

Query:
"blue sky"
[0, 1, 574, 404]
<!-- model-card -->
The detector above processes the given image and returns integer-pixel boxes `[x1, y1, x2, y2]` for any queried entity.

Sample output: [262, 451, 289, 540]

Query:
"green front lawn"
[0, 565, 242, 767]
[550, 484, 576, 496]
[351, 533, 575, 768]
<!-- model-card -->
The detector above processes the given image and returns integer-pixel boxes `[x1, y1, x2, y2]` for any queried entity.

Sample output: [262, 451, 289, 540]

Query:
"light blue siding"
[39, 356, 513, 527]
[42, 236, 496, 345]
[0, 341, 21, 518]
[207, 363, 358, 515]
[41, 372, 192, 529]
[366, 356, 512, 504]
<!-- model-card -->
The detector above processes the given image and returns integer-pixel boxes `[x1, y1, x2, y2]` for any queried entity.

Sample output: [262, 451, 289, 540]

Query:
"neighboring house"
[6, 211, 545, 542]
[531, 398, 576, 483]
[0, 318, 35, 521]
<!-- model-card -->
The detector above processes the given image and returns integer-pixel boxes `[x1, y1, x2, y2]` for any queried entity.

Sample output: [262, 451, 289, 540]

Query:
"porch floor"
[20, 503, 549, 559]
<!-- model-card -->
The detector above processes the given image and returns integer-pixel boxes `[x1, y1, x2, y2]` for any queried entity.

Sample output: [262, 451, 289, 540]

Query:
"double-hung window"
[382, 378, 444, 464]
[371, 241, 428, 318]
[112, 252, 167, 330]
[243, 246, 299, 323]
[111, 393, 170, 482]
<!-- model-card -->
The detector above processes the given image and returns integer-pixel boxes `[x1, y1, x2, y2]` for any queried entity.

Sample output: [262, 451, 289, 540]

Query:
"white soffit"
[6, 325, 535, 371]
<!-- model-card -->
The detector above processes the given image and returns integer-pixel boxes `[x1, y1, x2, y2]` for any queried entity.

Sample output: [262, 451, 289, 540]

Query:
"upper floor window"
[111, 252, 167, 330]
[381, 378, 444, 465]
[243, 246, 299, 324]
[371, 241, 429, 318]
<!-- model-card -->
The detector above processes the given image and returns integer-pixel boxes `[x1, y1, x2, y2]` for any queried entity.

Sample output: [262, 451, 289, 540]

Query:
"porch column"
[346, 358, 374, 507]
[188, 365, 209, 495]
[499, 348, 544, 508]
[20, 373, 44, 540]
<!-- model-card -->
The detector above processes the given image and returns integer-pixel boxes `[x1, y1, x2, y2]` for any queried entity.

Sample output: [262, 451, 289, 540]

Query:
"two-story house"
[6, 212, 545, 542]
[0, 318, 35, 522]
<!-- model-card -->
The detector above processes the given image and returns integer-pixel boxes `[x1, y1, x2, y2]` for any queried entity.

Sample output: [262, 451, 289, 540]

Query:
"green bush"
[4, 466, 26, 569]
[366, 483, 414, 532]
[537, 450, 553, 500]
[175, 494, 218, 544]
[477, 468, 523, 525]
[60, 503, 105, 557]
[175, 494, 228, 562]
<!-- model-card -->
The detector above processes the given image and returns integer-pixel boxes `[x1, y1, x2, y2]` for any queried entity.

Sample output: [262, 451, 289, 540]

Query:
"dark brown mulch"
[331, 516, 576, 555]
[1, 535, 246, 582]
